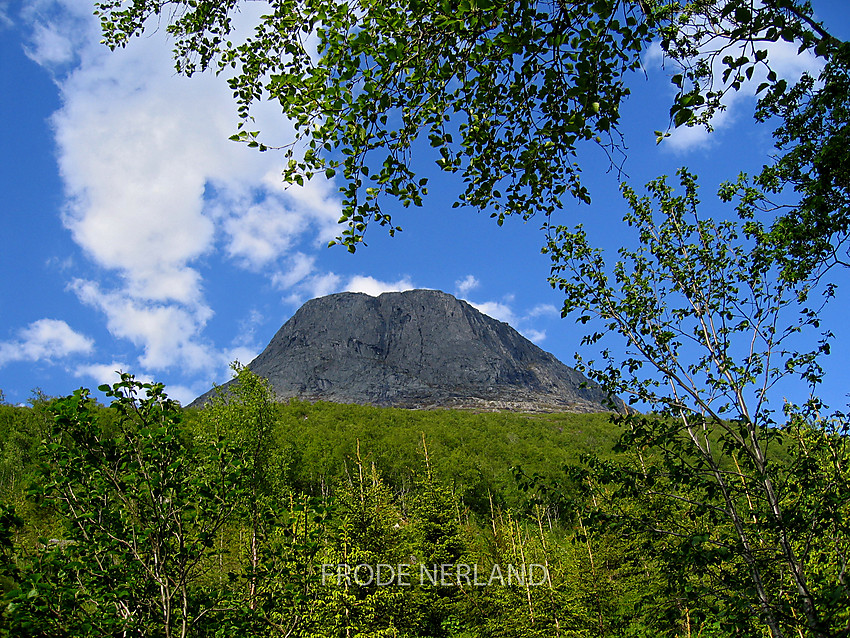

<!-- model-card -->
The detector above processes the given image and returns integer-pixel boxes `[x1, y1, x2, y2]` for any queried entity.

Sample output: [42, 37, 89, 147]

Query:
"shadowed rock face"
[192, 289, 613, 412]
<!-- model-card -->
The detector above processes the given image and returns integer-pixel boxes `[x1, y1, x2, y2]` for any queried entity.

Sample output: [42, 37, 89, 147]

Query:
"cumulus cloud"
[470, 301, 517, 325]
[454, 274, 480, 296]
[15, 0, 348, 386]
[74, 361, 139, 386]
[233, 309, 265, 346]
[646, 37, 822, 151]
[71, 279, 216, 372]
[0, 319, 93, 366]
[0, 3, 12, 30]
[25, 20, 75, 65]
[345, 275, 416, 297]
[528, 303, 559, 318]
[281, 272, 418, 305]
[19, 0, 89, 67]
[225, 346, 259, 369]
[220, 201, 306, 270]
[272, 178, 345, 245]
[468, 297, 551, 344]
[271, 253, 317, 290]
[163, 385, 203, 406]
[72, 362, 202, 404]
[522, 328, 547, 343]
[221, 308, 264, 370]
[212, 179, 343, 271]
[304, 272, 344, 299]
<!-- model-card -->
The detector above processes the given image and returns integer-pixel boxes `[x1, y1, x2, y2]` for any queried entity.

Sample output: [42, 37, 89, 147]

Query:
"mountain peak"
[193, 289, 612, 412]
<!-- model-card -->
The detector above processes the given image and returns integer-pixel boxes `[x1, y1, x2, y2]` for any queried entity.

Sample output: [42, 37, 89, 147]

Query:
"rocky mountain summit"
[193, 289, 612, 412]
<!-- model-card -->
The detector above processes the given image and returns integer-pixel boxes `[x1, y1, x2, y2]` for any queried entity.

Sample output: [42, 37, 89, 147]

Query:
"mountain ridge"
[191, 289, 612, 412]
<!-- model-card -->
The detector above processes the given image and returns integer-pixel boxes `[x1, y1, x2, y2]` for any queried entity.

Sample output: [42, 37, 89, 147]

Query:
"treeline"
[0, 370, 845, 637]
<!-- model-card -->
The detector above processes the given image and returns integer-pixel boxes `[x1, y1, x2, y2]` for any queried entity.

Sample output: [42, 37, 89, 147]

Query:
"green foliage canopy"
[546, 170, 850, 638]
[93, 0, 846, 264]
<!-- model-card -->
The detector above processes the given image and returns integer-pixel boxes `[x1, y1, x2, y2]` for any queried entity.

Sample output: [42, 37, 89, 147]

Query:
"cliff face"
[193, 289, 612, 412]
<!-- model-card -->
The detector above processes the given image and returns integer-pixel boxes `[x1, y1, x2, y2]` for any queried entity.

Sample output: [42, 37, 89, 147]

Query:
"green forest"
[0, 366, 847, 637]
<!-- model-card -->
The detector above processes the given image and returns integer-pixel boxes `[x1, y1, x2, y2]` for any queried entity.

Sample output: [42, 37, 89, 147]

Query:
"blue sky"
[0, 0, 848, 409]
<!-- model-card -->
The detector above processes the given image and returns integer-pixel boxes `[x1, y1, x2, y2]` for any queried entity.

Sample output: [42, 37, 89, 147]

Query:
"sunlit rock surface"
[192, 289, 613, 412]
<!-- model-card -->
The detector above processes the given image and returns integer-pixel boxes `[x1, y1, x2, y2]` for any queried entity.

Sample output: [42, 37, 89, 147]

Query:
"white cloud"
[470, 301, 517, 325]
[226, 346, 259, 369]
[19, 0, 90, 67]
[345, 275, 415, 296]
[454, 274, 479, 296]
[270, 178, 345, 245]
[521, 328, 547, 343]
[25, 20, 75, 65]
[162, 384, 201, 406]
[223, 309, 263, 371]
[74, 361, 136, 387]
[71, 279, 216, 372]
[468, 297, 554, 344]
[0, 319, 93, 366]
[220, 200, 306, 270]
[212, 179, 343, 271]
[233, 309, 265, 347]
[0, 3, 12, 30]
[305, 272, 343, 299]
[53, 54, 228, 304]
[282, 272, 417, 305]
[74, 362, 200, 405]
[528, 303, 559, 318]
[17, 0, 347, 385]
[271, 252, 317, 290]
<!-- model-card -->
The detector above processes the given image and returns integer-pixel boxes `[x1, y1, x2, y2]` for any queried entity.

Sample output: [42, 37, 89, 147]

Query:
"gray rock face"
[193, 289, 612, 412]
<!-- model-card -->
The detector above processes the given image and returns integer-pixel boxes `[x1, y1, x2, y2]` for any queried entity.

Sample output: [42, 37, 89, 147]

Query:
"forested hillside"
[0, 368, 844, 637]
